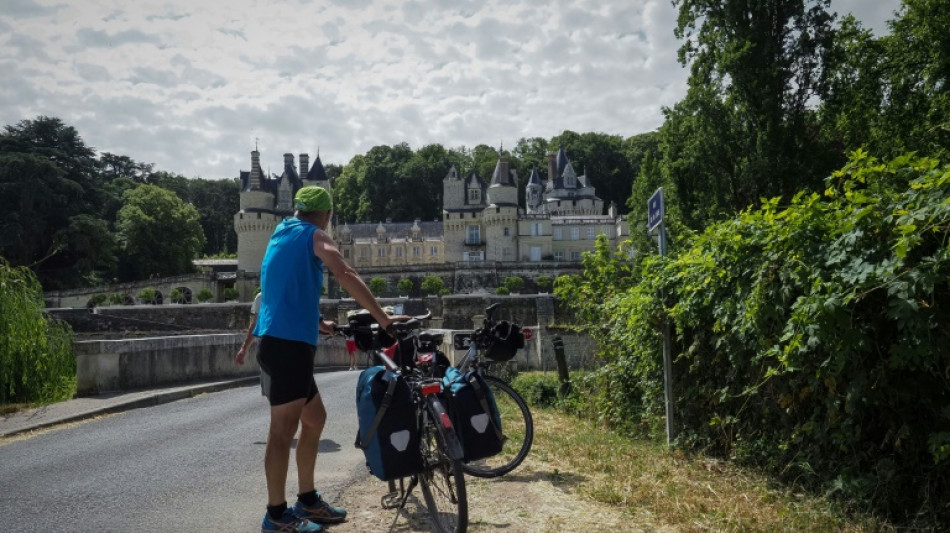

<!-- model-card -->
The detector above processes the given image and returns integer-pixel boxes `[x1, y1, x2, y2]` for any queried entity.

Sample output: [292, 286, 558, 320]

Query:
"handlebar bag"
[355, 366, 424, 481]
[347, 310, 394, 350]
[485, 321, 525, 361]
[442, 367, 504, 462]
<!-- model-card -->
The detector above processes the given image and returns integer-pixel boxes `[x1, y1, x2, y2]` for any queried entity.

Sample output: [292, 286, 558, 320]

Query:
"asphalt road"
[0, 370, 366, 532]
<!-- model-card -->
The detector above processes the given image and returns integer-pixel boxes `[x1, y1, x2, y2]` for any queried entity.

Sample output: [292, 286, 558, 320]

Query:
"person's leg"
[265, 398, 305, 505]
[296, 392, 326, 493]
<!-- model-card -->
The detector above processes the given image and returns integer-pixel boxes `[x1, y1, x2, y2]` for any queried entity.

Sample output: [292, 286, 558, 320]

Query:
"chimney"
[299, 153, 309, 179]
[251, 150, 261, 189]
[283, 153, 295, 175]
[546, 152, 556, 182]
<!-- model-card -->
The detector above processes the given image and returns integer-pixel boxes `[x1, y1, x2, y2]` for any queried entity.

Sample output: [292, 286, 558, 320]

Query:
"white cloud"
[0, 0, 901, 180]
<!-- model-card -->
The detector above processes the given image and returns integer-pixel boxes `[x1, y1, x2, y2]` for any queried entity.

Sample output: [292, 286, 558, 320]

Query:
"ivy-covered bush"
[559, 152, 950, 527]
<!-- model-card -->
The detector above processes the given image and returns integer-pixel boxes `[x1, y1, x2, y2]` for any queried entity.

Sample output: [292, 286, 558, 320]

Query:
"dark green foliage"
[511, 373, 560, 408]
[369, 276, 387, 296]
[0, 259, 75, 404]
[561, 153, 950, 527]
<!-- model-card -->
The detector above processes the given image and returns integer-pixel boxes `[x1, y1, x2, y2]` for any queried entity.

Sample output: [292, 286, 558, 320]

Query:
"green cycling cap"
[294, 186, 333, 212]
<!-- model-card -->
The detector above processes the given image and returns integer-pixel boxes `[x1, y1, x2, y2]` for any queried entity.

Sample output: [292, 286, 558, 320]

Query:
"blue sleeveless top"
[253, 218, 324, 346]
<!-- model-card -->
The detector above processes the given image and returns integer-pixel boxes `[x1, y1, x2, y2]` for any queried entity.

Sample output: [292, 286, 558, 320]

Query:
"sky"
[1, 0, 902, 180]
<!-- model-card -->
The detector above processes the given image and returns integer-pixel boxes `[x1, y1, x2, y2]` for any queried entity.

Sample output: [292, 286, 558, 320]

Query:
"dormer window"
[565, 175, 575, 188]
[467, 187, 481, 203]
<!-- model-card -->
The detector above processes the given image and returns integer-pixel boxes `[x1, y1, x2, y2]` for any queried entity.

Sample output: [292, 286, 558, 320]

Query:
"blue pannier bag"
[442, 366, 504, 462]
[355, 366, 424, 481]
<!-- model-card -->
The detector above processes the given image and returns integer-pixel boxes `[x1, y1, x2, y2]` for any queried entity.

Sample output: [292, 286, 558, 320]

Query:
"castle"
[233, 147, 629, 274]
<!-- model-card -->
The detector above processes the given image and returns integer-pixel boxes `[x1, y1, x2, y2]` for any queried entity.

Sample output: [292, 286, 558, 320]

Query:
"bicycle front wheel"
[461, 374, 534, 478]
[419, 405, 468, 533]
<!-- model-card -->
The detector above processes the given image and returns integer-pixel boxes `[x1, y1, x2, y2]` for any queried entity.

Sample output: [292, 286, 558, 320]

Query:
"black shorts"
[257, 335, 319, 406]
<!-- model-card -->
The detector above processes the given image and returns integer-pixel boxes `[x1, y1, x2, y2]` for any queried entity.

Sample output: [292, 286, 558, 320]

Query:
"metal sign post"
[648, 188, 675, 445]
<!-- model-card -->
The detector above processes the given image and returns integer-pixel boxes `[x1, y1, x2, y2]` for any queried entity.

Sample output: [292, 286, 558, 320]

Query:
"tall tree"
[0, 117, 114, 288]
[115, 184, 205, 280]
[665, 0, 840, 229]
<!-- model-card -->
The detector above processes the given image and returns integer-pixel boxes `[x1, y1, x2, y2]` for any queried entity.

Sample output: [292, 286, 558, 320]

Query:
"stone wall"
[64, 294, 594, 394]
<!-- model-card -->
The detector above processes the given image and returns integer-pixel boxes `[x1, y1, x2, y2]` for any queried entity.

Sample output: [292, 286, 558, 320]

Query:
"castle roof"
[306, 154, 329, 182]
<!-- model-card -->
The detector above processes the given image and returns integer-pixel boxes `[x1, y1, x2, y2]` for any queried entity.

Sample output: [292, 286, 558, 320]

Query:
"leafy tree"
[535, 275, 552, 292]
[504, 276, 524, 293]
[369, 276, 387, 296]
[396, 278, 414, 295]
[115, 184, 205, 281]
[662, 0, 841, 229]
[0, 117, 114, 289]
[421, 275, 445, 295]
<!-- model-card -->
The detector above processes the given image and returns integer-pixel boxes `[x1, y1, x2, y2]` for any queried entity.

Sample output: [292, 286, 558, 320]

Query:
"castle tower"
[484, 150, 518, 261]
[525, 167, 543, 214]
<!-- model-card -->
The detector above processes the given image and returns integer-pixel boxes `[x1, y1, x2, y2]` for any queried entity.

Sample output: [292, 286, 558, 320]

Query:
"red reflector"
[421, 383, 441, 396]
[440, 412, 453, 429]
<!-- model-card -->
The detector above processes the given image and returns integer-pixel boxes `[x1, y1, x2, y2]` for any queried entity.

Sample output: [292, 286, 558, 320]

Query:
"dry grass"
[531, 408, 894, 533]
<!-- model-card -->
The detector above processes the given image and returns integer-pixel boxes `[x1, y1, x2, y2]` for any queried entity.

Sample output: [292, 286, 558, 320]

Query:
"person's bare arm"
[312, 229, 409, 327]
[235, 313, 256, 365]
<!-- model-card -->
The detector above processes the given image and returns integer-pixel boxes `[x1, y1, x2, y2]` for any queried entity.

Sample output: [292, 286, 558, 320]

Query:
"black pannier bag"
[485, 320, 525, 361]
[442, 366, 504, 462]
[355, 366, 424, 481]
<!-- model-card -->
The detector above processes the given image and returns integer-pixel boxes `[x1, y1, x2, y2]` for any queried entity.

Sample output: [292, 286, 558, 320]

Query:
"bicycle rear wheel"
[418, 409, 467, 533]
[461, 374, 533, 478]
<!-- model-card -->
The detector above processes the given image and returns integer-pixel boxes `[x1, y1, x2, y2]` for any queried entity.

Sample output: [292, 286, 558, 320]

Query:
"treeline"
[557, 0, 949, 528]
[0, 116, 656, 291]
[0, 117, 239, 290]
[330, 132, 653, 225]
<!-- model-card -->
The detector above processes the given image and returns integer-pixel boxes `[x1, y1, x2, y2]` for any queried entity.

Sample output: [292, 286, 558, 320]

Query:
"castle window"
[571, 251, 582, 261]
[343, 249, 350, 259]
[587, 228, 596, 240]
[571, 227, 580, 240]
[430, 246, 438, 256]
[503, 227, 510, 237]
[553, 228, 563, 241]
[554, 251, 564, 261]
[413, 247, 421, 257]
[468, 188, 481, 203]
[466, 225, 481, 245]
[531, 222, 542, 236]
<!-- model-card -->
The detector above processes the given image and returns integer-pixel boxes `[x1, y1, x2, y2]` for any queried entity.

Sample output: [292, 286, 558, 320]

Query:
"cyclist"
[250, 185, 409, 533]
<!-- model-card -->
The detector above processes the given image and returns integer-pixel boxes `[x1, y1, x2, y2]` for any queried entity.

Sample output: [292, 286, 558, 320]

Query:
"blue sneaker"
[261, 508, 323, 532]
[293, 493, 347, 524]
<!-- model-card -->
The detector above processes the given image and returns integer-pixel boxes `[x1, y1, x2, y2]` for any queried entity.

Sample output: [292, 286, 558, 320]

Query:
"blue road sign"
[648, 187, 664, 231]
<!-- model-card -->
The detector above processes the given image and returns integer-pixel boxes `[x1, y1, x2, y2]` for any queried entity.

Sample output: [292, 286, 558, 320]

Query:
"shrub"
[535, 275, 552, 291]
[494, 286, 509, 295]
[421, 275, 444, 295]
[196, 288, 213, 303]
[0, 259, 75, 404]
[504, 276, 524, 292]
[369, 276, 387, 296]
[136, 287, 158, 304]
[511, 373, 560, 408]
[396, 278, 414, 295]
[559, 152, 950, 527]
[86, 293, 107, 308]
[223, 287, 239, 301]
[169, 288, 184, 304]
[108, 292, 125, 305]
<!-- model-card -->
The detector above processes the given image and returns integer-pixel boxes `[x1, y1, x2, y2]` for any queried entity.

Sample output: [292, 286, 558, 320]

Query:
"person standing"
[252, 185, 407, 533]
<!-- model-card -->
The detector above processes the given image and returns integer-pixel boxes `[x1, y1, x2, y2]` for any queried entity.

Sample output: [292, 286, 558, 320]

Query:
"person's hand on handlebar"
[319, 318, 337, 336]
[381, 315, 413, 336]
